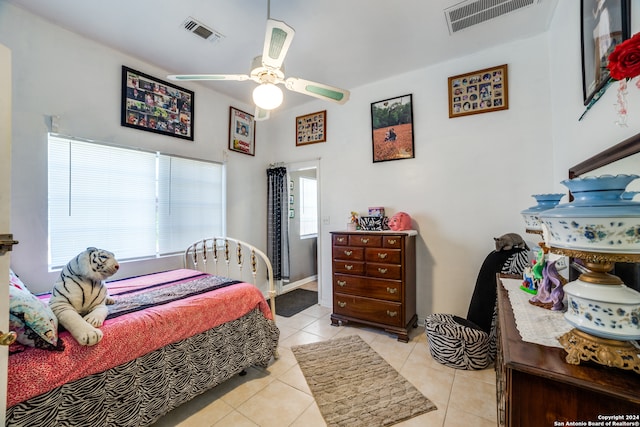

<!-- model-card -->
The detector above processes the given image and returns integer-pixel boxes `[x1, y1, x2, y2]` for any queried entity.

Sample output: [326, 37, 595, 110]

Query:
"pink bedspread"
[8, 269, 273, 408]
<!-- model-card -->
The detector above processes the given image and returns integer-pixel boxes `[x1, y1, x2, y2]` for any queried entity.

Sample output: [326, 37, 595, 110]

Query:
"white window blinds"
[157, 155, 224, 255]
[48, 135, 224, 268]
[299, 176, 318, 237]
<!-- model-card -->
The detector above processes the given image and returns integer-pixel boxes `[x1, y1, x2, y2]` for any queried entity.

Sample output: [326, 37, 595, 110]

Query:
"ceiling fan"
[168, 4, 350, 121]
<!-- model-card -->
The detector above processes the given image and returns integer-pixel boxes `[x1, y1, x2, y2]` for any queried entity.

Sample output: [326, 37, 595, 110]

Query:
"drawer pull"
[386, 287, 398, 294]
[386, 310, 398, 317]
[338, 301, 347, 308]
[345, 264, 353, 270]
[377, 253, 388, 259]
[388, 239, 397, 245]
[344, 250, 353, 256]
[378, 268, 388, 274]
[337, 280, 347, 287]
[337, 237, 346, 243]
[361, 238, 369, 244]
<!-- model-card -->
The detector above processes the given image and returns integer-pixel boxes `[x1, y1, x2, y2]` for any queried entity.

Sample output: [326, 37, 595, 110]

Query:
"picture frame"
[121, 66, 194, 141]
[296, 110, 326, 146]
[228, 107, 255, 156]
[371, 94, 414, 163]
[448, 64, 508, 118]
[580, 0, 631, 106]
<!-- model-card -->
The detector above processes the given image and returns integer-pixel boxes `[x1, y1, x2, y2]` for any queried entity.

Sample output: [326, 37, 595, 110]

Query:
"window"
[48, 134, 224, 268]
[299, 176, 317, 237]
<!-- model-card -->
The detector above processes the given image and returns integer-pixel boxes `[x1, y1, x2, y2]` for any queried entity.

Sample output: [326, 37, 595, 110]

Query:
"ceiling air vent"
[445, 0, 541, 34]
[182, 17, 225, 43]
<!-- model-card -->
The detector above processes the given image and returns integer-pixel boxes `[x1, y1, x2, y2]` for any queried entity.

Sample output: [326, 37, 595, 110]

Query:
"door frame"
[0, 42, 13, 424]
[284, 159, 321, 303]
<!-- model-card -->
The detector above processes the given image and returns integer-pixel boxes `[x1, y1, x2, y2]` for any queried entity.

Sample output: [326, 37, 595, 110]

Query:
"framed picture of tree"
[370, 94, 414, 163]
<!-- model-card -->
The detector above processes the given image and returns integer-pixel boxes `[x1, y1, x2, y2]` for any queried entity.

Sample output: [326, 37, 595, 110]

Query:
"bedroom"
[1, 0, 640, 425]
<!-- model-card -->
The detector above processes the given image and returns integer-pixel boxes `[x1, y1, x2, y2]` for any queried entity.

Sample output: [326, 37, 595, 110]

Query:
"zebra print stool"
[425, 248, 529, 370]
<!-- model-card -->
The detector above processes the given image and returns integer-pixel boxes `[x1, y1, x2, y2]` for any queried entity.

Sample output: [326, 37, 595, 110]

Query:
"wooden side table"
[496, 275, 640, 426]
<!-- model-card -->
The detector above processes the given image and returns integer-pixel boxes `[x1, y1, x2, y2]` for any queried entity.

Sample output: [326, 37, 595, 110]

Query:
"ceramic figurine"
[494, 233, 529, 251]
[521, 264, 538, 294]
[388, 212, 411, 231]
[529, 259, 564, 311]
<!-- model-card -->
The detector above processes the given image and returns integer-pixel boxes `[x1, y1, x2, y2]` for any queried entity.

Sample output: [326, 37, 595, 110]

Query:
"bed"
[6, 237, 279, 427]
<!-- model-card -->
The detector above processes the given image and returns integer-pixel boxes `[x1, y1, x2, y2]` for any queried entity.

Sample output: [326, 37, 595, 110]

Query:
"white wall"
[0, 3, 269, 292]
[548, 1, 640, 186]
[264, 34, 555, 316]
[3, 2, 640, 323]
[262, 3, 640, 319]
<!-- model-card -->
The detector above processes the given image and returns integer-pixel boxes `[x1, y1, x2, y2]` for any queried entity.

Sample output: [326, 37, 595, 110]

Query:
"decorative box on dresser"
[496, 276, 640, 427]
[330, 230, 418, 342]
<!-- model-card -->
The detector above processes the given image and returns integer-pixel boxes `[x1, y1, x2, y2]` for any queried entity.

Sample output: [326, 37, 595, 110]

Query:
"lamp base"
[558, 328, 640, 374]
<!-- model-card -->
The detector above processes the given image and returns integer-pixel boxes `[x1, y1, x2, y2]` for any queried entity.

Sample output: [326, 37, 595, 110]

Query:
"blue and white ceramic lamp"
[520, 193, 565, 233]
[539, 174, 640, 341]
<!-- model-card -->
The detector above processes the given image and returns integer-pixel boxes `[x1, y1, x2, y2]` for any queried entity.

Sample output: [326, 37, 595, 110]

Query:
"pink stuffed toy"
[388, 212, 411, 231]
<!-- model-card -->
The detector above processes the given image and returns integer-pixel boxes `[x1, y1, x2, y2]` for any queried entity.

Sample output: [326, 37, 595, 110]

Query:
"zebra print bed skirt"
[7, 308, 279, 427]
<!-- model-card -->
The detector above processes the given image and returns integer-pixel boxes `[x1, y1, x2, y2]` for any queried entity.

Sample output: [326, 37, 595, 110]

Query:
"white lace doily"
[501, 278, 572, 348]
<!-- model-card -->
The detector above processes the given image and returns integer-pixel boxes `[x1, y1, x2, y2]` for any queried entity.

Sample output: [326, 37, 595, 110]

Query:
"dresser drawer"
[333, 234, 349, 246]
[383, 236, 403, 248]
[333, 274, 402, 302]
[333, 260, 365, 275]
[365, 247, 401, 264]
[333, 246, 364, 261]
[366, 262, 402, 279]
[333, 293, 403, 327]
[348, 234, 383, 247]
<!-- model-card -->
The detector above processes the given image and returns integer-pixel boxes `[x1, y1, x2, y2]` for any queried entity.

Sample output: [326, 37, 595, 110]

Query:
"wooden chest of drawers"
[330, 231, 417, 342]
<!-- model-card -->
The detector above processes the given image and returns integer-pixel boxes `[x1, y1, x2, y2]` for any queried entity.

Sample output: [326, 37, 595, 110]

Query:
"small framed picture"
[371, 94, 414, 163]
[448, 64, 508, 118]
[296, 110, 326, 146]
[228, 107, 255, 156]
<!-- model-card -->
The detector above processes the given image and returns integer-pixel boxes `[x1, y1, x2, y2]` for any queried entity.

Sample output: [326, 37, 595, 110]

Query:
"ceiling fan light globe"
[252, 83, 283, 110]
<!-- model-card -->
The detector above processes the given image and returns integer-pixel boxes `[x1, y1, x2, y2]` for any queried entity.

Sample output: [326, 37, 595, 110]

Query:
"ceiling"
[4, 0, 558, 111]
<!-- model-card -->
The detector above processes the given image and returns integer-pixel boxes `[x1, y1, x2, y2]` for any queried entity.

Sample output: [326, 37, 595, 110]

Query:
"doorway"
[283, 160, 321, 302]
[0, 42, 13, 423]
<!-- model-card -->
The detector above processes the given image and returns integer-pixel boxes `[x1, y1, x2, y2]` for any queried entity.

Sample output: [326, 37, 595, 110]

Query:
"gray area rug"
[292, 335, 437, 427]
[267, 288, 317, 317]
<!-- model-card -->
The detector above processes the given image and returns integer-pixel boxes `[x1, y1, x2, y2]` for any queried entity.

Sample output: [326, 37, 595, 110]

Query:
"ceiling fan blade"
[167, 74, 251, 82]
[254, 106, 270, 121]
[284, 77, 350, 104]
[261, 19, 295, 70]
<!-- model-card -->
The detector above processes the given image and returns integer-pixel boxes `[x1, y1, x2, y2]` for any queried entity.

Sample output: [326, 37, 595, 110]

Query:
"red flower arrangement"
[607, 32, 640, 81]
[602, 32, 640, 126]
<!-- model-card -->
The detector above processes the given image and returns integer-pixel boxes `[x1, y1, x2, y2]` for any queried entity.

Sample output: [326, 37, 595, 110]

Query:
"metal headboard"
[183, 237, 276, 319]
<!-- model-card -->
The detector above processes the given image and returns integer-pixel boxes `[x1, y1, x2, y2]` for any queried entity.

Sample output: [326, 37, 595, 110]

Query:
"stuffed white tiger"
[49, 247, 119, 346]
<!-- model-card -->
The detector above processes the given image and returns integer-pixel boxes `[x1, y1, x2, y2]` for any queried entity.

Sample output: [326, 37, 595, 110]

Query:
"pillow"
[9, 272, 64, 352]
[9, 269, 26, 291]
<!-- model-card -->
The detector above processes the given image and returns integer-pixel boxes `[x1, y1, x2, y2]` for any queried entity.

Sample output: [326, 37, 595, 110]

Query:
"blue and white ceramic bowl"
[563, 278, 640, 340]
[539, 175, 640, 254]
[520, 193, 565, 232]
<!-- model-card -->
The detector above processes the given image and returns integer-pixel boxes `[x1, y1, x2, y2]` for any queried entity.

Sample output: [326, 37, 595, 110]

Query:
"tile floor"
[152, 303, 498, 427]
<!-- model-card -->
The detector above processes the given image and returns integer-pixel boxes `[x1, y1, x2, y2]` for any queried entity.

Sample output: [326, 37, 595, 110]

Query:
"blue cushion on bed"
[9, 271, 64, 352]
